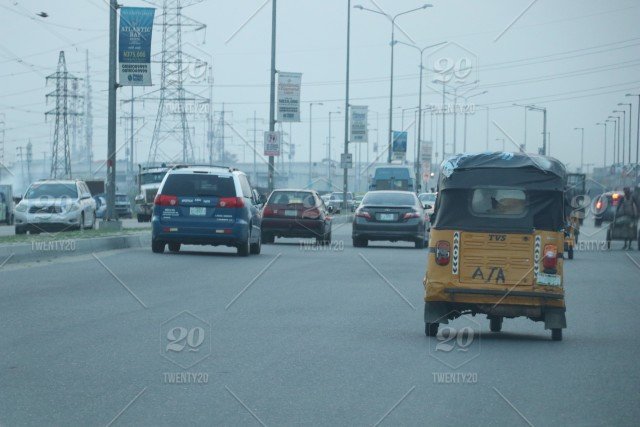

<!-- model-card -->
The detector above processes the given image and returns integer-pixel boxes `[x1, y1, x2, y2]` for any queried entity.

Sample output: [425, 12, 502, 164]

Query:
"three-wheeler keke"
[424, 152, 567, 341]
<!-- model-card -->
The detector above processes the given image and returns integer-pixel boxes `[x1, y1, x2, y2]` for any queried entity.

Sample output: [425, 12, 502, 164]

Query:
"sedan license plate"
[537, 273, 561, 286]
[285, 210, 297, 217]
[378, 213, 395, 221]
[189, 207, 207, 216]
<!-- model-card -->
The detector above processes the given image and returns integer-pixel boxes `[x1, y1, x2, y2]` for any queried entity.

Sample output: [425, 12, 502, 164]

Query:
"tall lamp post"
[514, 104, 547, 155]
[459, 90, 487, 152]
[308, 102, 323, 186]
[613, 109, 626, 164]
[395, 40, 446, 192]
[354, 3, 433, 163]
[606, 118, 616, 165]
[595, 122, 607, 168]
[573, 127, 584, 172]
[610, 115, 621, 164]
[626, 93, 640, 180]
[327, 110, 340, 189]
[618, 102, 632, 165]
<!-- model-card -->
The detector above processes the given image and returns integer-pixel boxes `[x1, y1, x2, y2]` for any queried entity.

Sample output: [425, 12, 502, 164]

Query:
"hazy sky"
[1, 0, 640, 173]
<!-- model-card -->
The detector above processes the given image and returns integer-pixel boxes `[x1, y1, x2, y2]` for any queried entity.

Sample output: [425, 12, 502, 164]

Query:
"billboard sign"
[119, 7, 155, 86]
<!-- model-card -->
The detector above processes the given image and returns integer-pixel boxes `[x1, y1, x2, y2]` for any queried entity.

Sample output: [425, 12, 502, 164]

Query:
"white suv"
[14, 180, 97, 234]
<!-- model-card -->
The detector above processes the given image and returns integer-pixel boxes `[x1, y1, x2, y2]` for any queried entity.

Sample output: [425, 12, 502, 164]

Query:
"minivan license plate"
[189, 207, 206, 216]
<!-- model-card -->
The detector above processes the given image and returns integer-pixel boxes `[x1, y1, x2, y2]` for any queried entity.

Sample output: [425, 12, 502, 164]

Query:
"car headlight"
[67, 203, 80, 212]
[15, 204, 27, 212]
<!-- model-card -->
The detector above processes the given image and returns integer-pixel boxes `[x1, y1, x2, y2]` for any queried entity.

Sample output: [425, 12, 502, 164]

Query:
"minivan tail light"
[218, 197, 244, 208]
[542, 244, 558, 271]
[435, 241, 450, 266]
[154, 194, 177, 206]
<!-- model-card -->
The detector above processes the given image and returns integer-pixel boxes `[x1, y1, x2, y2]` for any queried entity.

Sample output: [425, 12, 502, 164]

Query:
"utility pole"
[16, 147, 24, 187]
[342, 0, 351, 213]
[207, 65, 214, 165]
[596, 122, 607, 168]
[267, 0, 277, 192]
[84, 50, 93, 174]
[0, 113, 4, 182]
[574, 127, 584, 172]
[105, 0, 118, 224]
[26, 141, 33, 184]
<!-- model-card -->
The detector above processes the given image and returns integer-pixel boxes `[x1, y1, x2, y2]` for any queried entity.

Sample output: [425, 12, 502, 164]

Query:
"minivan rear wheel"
[152, 238, 165, 253]
[250, 233, 261, 254]
[168, 243, 181, 253]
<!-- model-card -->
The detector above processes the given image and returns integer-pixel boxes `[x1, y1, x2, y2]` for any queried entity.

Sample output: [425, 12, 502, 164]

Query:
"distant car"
[93, 193, 132, 219]
[593, 191, 625, 226]
[261, 189, 331, 244]
[418, 192, 437, 217]
[151, 165, 263, 256]
[94, 195, 107, 219]
[326, 191, 356, 213]
[352, 190, 429, 248]
[13, 180, 97, 234]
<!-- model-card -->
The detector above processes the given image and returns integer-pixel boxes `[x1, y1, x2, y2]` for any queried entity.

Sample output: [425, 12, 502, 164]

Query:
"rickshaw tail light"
[542, 244, 558, 269]
[435, 241, 451, 266]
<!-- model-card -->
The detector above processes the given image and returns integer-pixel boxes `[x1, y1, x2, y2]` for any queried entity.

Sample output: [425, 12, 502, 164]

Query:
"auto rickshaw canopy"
[433, 152, 567, 233]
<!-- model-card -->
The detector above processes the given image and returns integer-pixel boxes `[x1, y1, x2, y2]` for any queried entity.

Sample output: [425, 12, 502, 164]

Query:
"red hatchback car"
[261, 189, 332, 244]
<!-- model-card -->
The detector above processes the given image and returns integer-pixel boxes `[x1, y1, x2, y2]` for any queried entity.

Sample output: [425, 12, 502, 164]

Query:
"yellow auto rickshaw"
[424, 152, 567, 341]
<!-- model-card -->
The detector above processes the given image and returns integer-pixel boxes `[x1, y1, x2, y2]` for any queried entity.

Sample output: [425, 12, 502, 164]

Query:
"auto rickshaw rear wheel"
[489, 317, 503, 332]
[567, 245, 574, 259]
[425, 322, 439, 337]
[551, 328, 562, 341]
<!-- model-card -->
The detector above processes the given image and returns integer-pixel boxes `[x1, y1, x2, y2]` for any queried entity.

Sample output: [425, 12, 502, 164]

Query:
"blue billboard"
[119, 7, 155, 86]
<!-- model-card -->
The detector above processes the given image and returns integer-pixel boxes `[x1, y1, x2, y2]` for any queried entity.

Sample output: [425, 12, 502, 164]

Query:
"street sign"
[392, 131, 407, 161]
[420, 141, 433, 162]
[264, 131, 282, 156]
[118, 7, 155, 86]
[277, 72, 302, 122]
[350, 105, 368, 143]
[341, 153, 353, 169]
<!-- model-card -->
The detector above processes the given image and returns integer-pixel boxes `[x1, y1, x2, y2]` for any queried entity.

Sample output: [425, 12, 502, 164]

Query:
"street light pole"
[626, 93, 640, 180]
[609, 116, 620, 163]
[309, 102, 323, 186]
[267, 0, 277, 193]
[459, 90, 487, 153]
[342, 0, 351, 213]
[105, 0, 118, 225]
[328, 111, 340, 189]
[354, 4, 433, 163]
[596, 122, 607, 168]
[574, 127, 584, 172]
[614, 109, 626, 164]
[619, 102, 632, 165]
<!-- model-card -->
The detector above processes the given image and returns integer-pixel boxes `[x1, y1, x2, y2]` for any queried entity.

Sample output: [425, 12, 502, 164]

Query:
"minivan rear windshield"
[162, 174, 236, 197]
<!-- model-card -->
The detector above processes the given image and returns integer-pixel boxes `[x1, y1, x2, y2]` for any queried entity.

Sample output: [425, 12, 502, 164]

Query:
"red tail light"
[218, 197, 245, 208]
[302, 208, 320, 219]
[403, 211, 420, 220]
[542, 244, 558, 270]
[154, 194, 178, 206]
[355, 210, 371, 220]
[595, 200, 602, 210]
[263, 206, 274, 217]
[435, 241, 450, 266]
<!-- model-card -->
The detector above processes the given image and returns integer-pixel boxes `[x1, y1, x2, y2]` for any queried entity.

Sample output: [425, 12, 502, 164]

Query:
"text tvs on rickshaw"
[423, 152, 567, 341]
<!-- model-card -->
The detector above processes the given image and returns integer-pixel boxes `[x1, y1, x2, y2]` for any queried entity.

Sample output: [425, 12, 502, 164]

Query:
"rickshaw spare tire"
[425, 322, 439, 337]
[489, 317, 503, 332]
[551, 328, 562, 341]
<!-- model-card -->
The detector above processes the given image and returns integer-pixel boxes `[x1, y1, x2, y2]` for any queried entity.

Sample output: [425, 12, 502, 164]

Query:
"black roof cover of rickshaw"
[438, 152, 567, 191]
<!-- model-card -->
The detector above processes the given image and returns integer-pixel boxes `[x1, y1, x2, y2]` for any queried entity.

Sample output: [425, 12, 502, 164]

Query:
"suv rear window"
[471, 188, 526, 216]
[162, 174, 236, 197]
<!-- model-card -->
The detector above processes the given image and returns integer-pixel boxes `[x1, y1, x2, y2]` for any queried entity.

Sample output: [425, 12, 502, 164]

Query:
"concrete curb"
[0, 232, 151, 265]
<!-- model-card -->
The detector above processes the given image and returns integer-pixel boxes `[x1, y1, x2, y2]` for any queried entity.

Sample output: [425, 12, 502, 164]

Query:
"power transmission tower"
[146, 0, 207, 165]
[84, 50, 94, 172]
[46, 51, 79, 179]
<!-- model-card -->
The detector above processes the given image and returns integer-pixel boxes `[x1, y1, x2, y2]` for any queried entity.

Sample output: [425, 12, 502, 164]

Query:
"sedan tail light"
[435, 241, 450, 266]
[302, 208, 321, 219]
[154, 194, 178, 206]
[403, 211, 420, 220]
[263, 206, 274, 217]
[542, 244, 558, 272]
[218, 197, 245, 208]
[355, 210, 371, 220]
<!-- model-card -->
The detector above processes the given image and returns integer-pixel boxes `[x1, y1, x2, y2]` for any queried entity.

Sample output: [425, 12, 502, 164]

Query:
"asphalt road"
[1, 222, 639, 426]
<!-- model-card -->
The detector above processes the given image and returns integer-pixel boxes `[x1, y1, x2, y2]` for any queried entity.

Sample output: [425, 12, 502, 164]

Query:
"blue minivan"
[151, 165, 263, 256]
